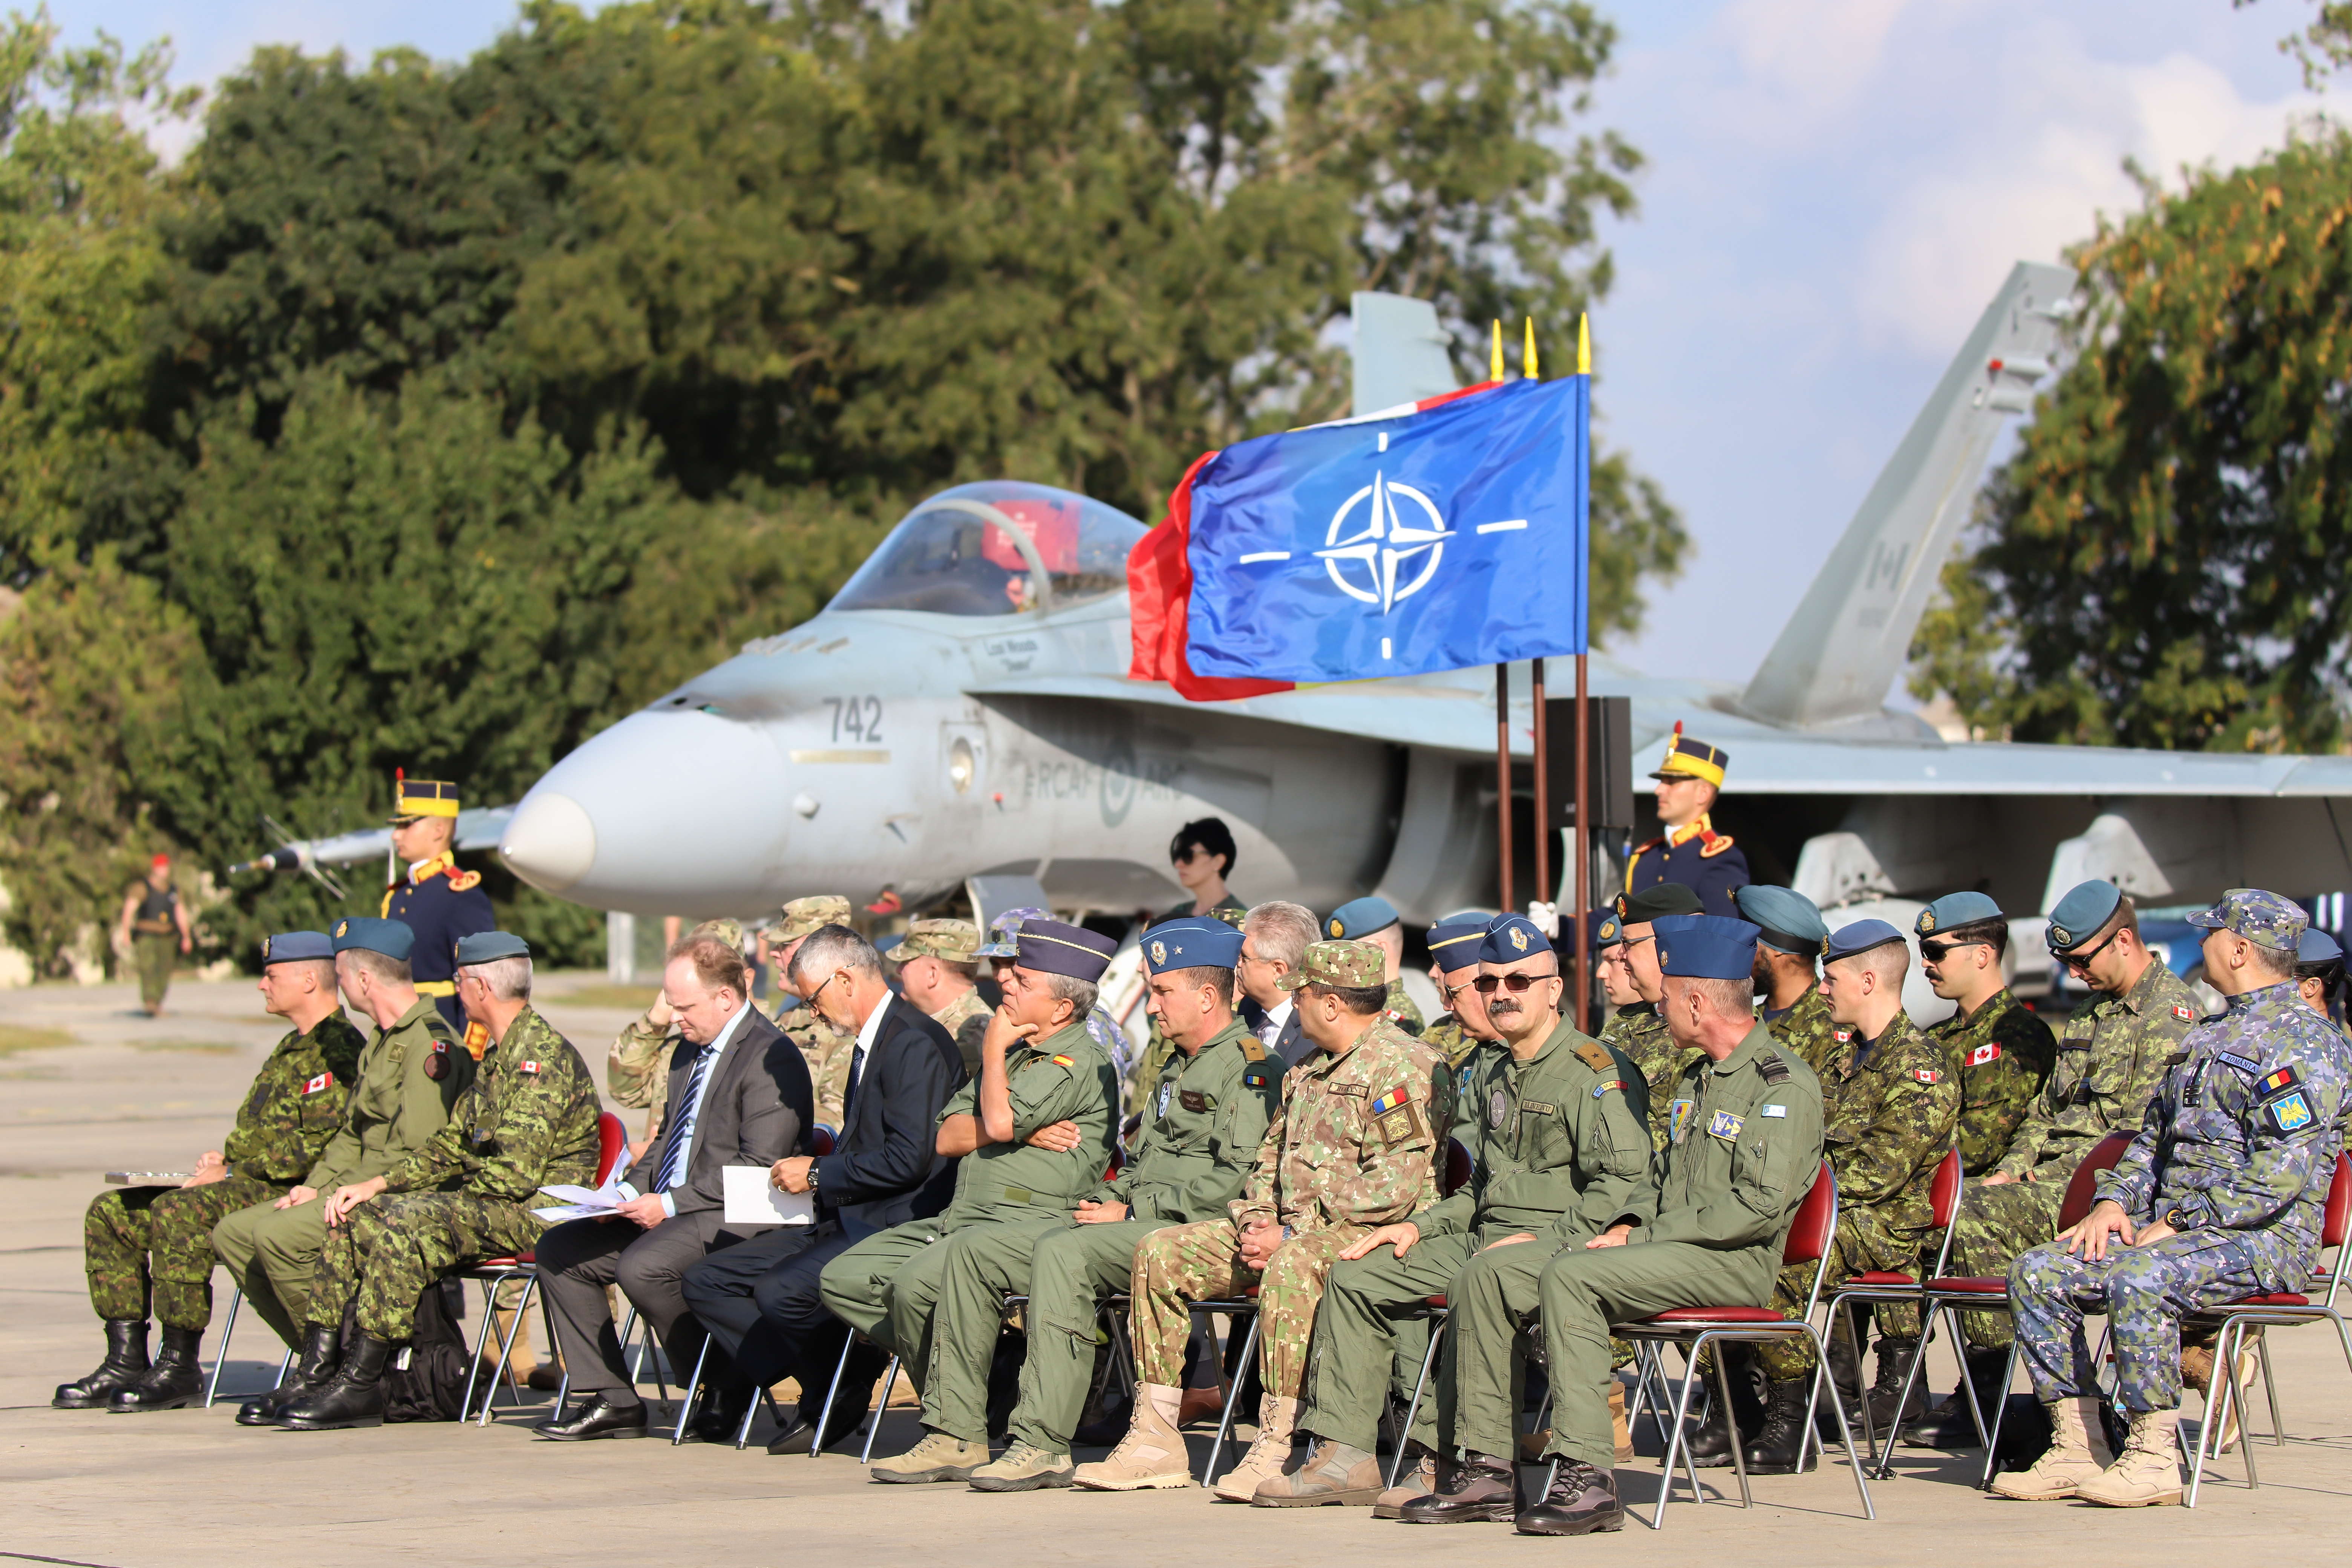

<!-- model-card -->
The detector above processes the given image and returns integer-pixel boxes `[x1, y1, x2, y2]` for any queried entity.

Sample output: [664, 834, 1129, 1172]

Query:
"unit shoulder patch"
[2266, 1090, 2315, 1133]
[1707, 1109, 1745, 1140]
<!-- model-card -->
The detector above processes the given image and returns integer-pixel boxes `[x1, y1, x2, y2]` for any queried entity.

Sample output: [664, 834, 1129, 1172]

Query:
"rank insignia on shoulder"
[1760, 1104, 1787, 1118]
[518, 1060, 541, 1074]
[2262, 1066, 2301, 1094]
[2219, 1051, 2264, 1077]
[447, 868, 482, 891]
[303, 1073, 334, 1095]
[2173, 1004, 2195, 1022]
[1573, 1042, 1614, 1073]
[1967, 1043, 2002, 1066]
[1707, 1109, 1744, 1140]
[2267, 1090, 2314, 1133]
[1757, 1053, 1790, 1084]
[1051, 1054, 1075, 1067]
[1913, 1068, 1941, 1084]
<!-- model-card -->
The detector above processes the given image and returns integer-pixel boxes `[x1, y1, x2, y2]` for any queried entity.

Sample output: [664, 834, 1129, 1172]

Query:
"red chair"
[1815, 1145, 1963, 1467]
[2183, 1149, 2352, 1507]
[1891, 1129, 2135, 1484]
[460, 1110, 628, 1425]
[1611, 1159, 1874, 1529]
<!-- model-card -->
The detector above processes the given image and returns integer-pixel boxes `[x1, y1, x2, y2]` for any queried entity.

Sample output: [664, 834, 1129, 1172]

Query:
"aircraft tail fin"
[1351, 292, 1458, 416]
[1738, 260, 2077, 729]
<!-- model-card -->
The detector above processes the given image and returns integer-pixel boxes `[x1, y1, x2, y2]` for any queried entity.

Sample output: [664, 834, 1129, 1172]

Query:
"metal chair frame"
[1372, 1139, 1481, 1489]
[200, 1286, 295, 1408]
[1813, 1145, 1964, 1468]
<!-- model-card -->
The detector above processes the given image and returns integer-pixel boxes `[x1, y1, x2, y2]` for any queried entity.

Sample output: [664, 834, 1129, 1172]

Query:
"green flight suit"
[1303, 1020, 1650, 1453]
[212, 996, 472, 1346]
[817, 1016, 1119, 1433]
[986, 1018, 1282, 1455]
[1447, 1024, 1825, 1470]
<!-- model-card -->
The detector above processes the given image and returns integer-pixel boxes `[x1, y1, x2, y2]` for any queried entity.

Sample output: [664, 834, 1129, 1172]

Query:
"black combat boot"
[1514, 1459, 1624, 1535]
[110, 1325, 205, 1412]
[239, 1323, 341, 1427]
[1684, 1395, 1737, 1467]
[277, 1333, 395, 1430]
[1740, 1377, 1818, 1475]
[1865, 1336, 1926, 1432]
[53, 1320, 150, 1409]
[1901, 1347, 2009, 1449]
[1396, 1451, 1517, 1524]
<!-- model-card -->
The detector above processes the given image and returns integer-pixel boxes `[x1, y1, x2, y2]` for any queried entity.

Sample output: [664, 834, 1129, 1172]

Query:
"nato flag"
[1182, 375, 1588, 683]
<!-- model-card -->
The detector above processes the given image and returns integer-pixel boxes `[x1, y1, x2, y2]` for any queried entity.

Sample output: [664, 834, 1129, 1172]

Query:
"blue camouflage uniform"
[2011, 890, 2349, 1413]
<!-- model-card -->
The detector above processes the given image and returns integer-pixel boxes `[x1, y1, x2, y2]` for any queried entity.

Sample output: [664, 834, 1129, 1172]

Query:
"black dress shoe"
[1515, 1459, 1623, 1535]
[534, 1393, 649, 1441]
[768, 1406, 864, 1455]
[688, 1383, 755, 1445]
[1396, 1452, 1516, 1524]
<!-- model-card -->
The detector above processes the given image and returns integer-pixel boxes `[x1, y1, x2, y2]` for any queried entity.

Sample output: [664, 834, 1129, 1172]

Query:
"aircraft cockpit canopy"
[828, 481, 1147, 617]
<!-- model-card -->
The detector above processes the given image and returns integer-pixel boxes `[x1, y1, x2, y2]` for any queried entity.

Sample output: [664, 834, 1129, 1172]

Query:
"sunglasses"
[1473, 971, 1560, 995]
[1919, 939, 1992, 963]
[2060, 927, 2124, 972]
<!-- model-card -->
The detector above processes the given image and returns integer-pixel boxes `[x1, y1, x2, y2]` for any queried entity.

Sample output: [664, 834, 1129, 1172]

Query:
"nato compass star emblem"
[1315, 470, 1453, 615]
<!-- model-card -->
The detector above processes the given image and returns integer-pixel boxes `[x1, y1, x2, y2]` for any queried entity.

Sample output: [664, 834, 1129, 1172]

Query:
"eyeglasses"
[1473, 972, 1560, 995]
[1920, 939, 1992, 963]
[1171, 846, 1203, 865]
[2060, 927, 2125, 972]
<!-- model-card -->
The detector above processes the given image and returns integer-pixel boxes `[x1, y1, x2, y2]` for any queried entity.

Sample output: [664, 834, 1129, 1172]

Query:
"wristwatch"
[806, 1160, 821, 1197]
[2162, 1205, 2188, 1230]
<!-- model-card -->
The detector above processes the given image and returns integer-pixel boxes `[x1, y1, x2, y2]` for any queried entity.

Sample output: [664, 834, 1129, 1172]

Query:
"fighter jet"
[263, 262, 2352, 995]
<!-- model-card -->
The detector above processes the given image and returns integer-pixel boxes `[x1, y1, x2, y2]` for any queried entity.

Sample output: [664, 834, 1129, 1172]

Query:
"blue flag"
[1183, 377, 1589, 684]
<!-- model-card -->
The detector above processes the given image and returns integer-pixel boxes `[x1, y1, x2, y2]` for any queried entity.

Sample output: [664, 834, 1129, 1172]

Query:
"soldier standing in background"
[1323, 896, 1424, 1035]
[1917, 892, 2056, 1173]
[891, 918, 991, 1076]
[116, 854, 192, 1017]
[1735, 885, 1840, 1074]
[1623, 725, 1750, 918]
[380, 778, 495, 1037]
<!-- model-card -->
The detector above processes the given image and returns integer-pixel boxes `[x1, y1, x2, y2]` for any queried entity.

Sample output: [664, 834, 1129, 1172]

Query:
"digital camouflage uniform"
[1383, 977, 1426, 1036]
[894, 917, 991, 1078]
[307, 1006, 600, 1340]
[1421, 1011, 1482, 1069]
[934, 989, 994, 1080]
[84, 1012, 363, 1329]
[817, 1015, 1120, 1433]
[1948, 959, 2198, 1346]
[1924, 986, 2056, 1175]
[1762, 985, 1844, 1077]
[997, 1018, 1282, 1455]
[1305, 1019, 1651, 1455]
[2013, 978, 2349, 1412]
[1755, 1009, 1958, 1376]
[213, 995, 472, 1346]
[1605, 1003, 1698, 1151]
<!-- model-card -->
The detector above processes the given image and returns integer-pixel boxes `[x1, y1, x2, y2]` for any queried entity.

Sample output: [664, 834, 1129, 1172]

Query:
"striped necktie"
[652, 1043, 716, 1193]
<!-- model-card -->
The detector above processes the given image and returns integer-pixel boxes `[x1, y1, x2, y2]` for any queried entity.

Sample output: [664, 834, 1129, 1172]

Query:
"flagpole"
[1524, 318, 1551, 940]
[1573, 314, 1593, 1035]
[1495, 660, 1514, 914]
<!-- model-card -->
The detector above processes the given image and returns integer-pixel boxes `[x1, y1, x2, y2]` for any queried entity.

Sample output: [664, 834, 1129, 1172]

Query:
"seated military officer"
[1325, 896, 1424, 1035]
[1603, 883, 1706, 1150]
[1916, 891, 2056, 1176]
[957, 918, 1282, 1491]
[821, 918, 1122, 1484]
[1735, 885, 1837, 1073]
[1420, 914, 1502, 1067]
[1277, 917, 1649, 1511]
[1995, 890, 2347, 1507]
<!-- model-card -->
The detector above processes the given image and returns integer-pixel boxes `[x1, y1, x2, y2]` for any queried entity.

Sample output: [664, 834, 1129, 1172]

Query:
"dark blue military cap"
[2297, 928, 2343, 965]
[260, 931, 332, 964]
[1478, 914, 1553, 964]
[455, 931, 531, 965]
[1651, 914, 1759, 979]
[2044, 880, 2122, 954]
[1325, 896, 1400, 940]
[1733, 885, 1828, 956]
[1824, 919, 1906, 964]
[331, 916, 414, 961]
[1014, 918, 1117, 981]
[1427, 917, 1490, 975]
[1916, 891, 2002, 936]
[1141, 918, 1242, 972]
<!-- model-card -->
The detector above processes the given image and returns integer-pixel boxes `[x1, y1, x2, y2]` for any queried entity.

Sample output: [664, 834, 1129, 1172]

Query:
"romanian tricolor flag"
[1369, 1086, 1410, 1118]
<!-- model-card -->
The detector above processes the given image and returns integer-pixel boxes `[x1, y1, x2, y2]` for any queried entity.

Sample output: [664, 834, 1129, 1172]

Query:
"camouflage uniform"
[1606, 1004, 1699, 1152]
[82, 1013, 363, 1329]
[934, 989, 993, 1079]
[1128, 992, 1442, 1401]
[1762, 985, 1844, 1077]
[306, 1006, 600, 1340]
[1946, 959, 2197, 1347]
[1755, 1009, 1958, 1375]
[2013, 978, 2349, 1412]
[1925, 986, 2056, 1175]
[1421, 1011, 1481, 1068]
[1383, 977, 1426, 1036]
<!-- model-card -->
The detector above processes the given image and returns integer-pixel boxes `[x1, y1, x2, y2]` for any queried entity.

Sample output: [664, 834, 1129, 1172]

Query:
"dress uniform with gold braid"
[1623, 724, 1750, 919]
[380, 779, 495, 1037]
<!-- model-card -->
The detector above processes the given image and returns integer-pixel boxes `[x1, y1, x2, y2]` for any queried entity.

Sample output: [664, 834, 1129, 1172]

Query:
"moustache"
[1488, 996, 1524, 1017]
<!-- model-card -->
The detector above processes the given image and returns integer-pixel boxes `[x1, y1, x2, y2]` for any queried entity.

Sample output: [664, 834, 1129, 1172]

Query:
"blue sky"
[54, 0, 2342, 698]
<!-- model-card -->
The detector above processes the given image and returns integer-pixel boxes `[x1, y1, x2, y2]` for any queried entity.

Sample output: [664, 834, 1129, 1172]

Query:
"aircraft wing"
[965, 670, 1504, 753]
[255, 805, 518, 871]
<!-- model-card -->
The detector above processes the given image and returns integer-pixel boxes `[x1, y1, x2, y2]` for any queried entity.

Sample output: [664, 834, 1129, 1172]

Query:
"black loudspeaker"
[1543, 694, 1633, 831]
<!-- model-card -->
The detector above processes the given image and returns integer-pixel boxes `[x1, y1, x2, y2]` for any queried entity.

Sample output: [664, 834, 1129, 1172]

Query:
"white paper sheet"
[723, 1165, 817, 1227]
[533, 1181, 629, 1223]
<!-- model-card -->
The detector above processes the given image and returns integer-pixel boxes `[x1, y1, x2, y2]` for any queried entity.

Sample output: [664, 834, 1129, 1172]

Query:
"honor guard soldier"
[1916, 892, 2056, 1173]
[1606, 883, 1706, 1149]
[1997, 889, 2349, 1507]
[1736, 885, 1840, 1074]
[891, 918, 992, 1077]
[55, 932, 363, 1413]
[1325, 896, 1425, 1035]
[1625, 724, 1750, 917]
[381, 777, 494, 1037]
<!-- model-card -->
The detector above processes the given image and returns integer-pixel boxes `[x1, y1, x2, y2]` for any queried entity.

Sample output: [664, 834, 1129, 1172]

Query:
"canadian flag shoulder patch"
[518, 1060, 542, 1075]
[1913, 1067, 1942, 1084]
[303, 1072, 334, 1095]
[2173, 1004, 2195, 1022]
[1967, 1042, 2002, 1067]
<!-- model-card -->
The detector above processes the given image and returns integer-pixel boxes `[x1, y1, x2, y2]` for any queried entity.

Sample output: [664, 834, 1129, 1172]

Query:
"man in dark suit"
[1238, 899, 1317, 1068]
[531, 932, 811, 1441]
[680, 923, 964, 1454]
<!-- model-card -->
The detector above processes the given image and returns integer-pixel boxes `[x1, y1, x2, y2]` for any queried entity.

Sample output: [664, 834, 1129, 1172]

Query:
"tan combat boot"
[1610, 1378, 1634, 1463]
[2076, 1408, 2183, 1507]
[1987, 1396, 2113, 1500]
[1252, 1437, 1384, 1506]
[1211, 1393, 1298, 1501]
[1372, 1446, 1438, 1519]
[2181, 1333, 2261, 1454]
[1071, 1384, 1195, 1491]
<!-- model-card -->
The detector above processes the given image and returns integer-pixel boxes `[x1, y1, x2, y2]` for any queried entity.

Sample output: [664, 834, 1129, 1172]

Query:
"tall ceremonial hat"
[771, 896, 851, 942]
[2043, 880, 2123, 956]
[1823, 919, 1906, 965]
[1142, 917, 1243, 973]
[975, 905, 1050, 959]
[895, 918, 981, 965]
[260, 930, 332, 965]
[1733, 885, 1828, 957]
[455, 931, 531, 965]
[1651, 914, 1759, 978]
[1613, 882, 1704, 924]
[331, 916, 414, 961]
[1479, 913, 1554, 964]
[1647, 721, 1728, 788]
[1427, 913, 1490, 975]
[1915, 891, 2002, 937]
[389, 772, 461, 822]
[1325, 895, 1400, 940]
[1013, 917, 1117, 981]
[2186, 887, 2309, 952]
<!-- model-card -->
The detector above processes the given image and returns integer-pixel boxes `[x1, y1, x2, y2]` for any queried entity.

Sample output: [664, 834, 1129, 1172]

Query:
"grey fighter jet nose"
[499, 707, 790, 914]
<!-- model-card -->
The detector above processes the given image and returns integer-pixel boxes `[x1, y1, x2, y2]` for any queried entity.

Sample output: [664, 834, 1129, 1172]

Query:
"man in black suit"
[532, 932, 812, 1441]
[680, 923, 963, 1454]
[1238, 900, 1317, 1067]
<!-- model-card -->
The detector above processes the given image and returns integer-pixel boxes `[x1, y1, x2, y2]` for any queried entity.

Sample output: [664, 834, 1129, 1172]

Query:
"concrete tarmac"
[4, 977, 2349, 1566]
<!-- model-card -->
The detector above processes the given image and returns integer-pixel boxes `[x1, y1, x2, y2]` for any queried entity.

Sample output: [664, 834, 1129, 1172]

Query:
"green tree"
[1910, 131, 2352, 751]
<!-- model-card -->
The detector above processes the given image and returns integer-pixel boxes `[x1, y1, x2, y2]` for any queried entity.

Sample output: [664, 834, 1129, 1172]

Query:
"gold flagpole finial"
[1577, 312, 1591, 376]
[1523, 317, 1539, 380]
[1490, 319, 1504, 383]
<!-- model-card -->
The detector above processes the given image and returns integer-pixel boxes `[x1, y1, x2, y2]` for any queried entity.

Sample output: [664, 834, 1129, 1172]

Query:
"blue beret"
[1652, 914, 1759, 979]
[1141, 917, 1242, 972]
[1325, 896, 1400, 940]
[1916, 891, 2003, 937]
[1014, 918, 1117, 981]
[1426, 919, 1490, 973]
[1733, 885, 1828, 955]
[260, 930, 332, 964]
[455, 931, 531, 965]
[1824, 919, 1905, 964]
[331, 916, 413, 961]
[2044, 880, 2123, 954]
[1589, 907, 1624, 949]
[2298, 928, 2343, 964]
[1478, 914, 1553, 963]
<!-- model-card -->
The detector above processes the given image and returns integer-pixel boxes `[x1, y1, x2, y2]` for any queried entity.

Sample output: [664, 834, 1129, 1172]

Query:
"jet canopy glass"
[828, 481, 1147, 617]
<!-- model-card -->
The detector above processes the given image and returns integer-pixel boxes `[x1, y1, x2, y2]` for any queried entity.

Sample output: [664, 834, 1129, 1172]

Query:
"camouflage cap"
[894, 917, 980, 964]
[974, 905, 1049, 959]
[2186, 887, 2309, 952]
[1276, 938, 1387, 991]
[771, 895, 851, 942]
[689, 917, 750, 957]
